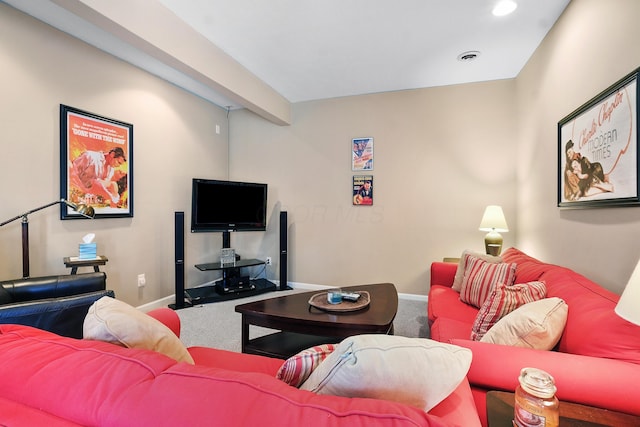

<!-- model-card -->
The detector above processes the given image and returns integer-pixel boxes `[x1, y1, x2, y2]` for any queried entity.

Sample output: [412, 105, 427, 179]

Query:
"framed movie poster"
[353, 175, 373, 205]
[352, 137, 373, 171]
[558, 68, 640, 209]
[60, 104, 133, 219]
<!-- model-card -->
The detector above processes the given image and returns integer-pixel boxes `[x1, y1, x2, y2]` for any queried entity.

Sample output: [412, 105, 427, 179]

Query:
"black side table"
[63, 256, 108, 274]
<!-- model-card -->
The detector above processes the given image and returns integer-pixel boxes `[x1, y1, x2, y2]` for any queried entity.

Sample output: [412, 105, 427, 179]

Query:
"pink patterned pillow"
[459, 256, 517, 308]
[276, 344, 336, 387]
[471, 281, 547, 341]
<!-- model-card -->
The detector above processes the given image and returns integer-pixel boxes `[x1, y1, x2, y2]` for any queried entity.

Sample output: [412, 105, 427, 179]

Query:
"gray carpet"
[177, 288, 430, 352]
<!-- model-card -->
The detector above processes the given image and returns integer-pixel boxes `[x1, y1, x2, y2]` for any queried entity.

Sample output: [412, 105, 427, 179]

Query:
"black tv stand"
[215, 274, 253, 294]
[176, 258, 277, 307]
[216, 279, 253, 294]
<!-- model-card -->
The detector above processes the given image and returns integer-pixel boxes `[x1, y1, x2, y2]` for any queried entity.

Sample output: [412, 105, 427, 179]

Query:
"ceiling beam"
[46, 0, 291, 125]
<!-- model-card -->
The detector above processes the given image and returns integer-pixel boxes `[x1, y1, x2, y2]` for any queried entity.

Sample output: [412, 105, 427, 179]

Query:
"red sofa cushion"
[428, 285, 478, 326]
[146, 307, 182, 337]
[430, 261, 457, 288]
[0, 325, 176, 426]
[430, 317, 473, 342]
[451, 338, 640, 417]
[501, 248, 640, 365]
[188, 345, 283, 374]
[0, 324, 455, 427]
[0, 398, 82, 426]
[429, 378, 482, 427]
[500, 247, 549, 283]
[106, 363, 452, 427]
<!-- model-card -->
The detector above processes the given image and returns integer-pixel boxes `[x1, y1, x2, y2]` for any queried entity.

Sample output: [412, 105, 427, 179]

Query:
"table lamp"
[615, 258, 640, 326]
[479, 205, 509, 256]
[0, 199, 95, 278]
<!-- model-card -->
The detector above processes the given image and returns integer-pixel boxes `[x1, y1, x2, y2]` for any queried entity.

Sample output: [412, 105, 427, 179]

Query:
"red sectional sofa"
[0, 309, 481, 426]
[428, 247, 640, 427]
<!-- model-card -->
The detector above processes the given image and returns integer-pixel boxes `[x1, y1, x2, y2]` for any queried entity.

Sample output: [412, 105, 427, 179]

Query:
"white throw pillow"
[452, 250, 502, 292]
[480, 297, 568, 350]
[83, 296, 194, 364]
[300, 335, 472, 412]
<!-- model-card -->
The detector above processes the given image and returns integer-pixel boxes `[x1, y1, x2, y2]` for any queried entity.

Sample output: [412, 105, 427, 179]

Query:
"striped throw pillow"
[459, 256, 517, 308]
[471, 281, 547, 341]
[276, 344, 336, 387]
[452, 250, 502, 292]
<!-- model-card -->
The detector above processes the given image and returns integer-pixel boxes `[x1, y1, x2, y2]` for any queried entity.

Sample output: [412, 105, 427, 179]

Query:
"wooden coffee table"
[234, 283, 398, 359]
[487, 390, 640, 427]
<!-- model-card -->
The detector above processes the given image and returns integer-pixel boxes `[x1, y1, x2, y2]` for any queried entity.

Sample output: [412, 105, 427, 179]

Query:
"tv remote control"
[341, 292, 361, 302]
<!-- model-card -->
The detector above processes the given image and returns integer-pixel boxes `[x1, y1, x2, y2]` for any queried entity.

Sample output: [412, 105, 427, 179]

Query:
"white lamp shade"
[616, 259, 640, 326]
[478, 205, 509, 232]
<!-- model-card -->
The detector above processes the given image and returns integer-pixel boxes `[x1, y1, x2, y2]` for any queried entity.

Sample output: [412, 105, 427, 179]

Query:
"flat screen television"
[191, 178, 268, 233]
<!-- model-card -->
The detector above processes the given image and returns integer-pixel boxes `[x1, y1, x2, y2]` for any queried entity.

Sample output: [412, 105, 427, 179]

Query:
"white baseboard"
[136, 295, 175, 312]
[397, 292, 428, 302]
[138, 281, 427, 311]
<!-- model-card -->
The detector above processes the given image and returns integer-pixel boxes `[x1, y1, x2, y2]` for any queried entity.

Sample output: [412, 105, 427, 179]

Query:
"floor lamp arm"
[0, 199, 65, 227]
[0, 199, 67, 278]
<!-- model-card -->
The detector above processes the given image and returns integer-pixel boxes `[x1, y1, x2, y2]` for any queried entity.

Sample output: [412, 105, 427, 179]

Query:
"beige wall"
[515, 0, 640, 293]
[2, 0, 639, 305]
[230, 82, 518, 295]
[231, 0, 640, 296]
[0, 3, 230, 305]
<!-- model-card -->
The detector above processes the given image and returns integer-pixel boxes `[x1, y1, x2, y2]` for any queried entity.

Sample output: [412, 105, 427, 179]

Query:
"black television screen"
[191, 179, 268, 232]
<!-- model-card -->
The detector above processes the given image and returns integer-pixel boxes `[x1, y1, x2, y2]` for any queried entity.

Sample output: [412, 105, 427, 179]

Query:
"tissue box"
[79, 243, 97, 260]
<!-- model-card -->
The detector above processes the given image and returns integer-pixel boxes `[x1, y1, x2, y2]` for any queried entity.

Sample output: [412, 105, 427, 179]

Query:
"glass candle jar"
[514, 367, 559, 427]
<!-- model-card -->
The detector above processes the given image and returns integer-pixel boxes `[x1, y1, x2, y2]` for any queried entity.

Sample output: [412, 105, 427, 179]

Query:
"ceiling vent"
[457, 51, 481, 62]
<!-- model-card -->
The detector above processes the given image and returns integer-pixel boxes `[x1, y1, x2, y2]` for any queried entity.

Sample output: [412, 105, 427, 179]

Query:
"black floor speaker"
[173, 211, 186, 308]
[279, 211, 288, 290]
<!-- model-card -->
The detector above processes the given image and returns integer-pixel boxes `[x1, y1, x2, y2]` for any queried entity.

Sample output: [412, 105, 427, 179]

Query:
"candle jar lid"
[518, 367, 557, 398]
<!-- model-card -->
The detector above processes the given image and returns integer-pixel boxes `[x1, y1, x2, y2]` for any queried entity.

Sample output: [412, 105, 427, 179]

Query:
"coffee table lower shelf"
[243, 331, 340, 359]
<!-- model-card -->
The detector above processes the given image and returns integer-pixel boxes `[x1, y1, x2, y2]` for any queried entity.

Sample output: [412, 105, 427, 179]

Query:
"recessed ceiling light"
[457, 51, 481, 62]
[492, 0, 518, 16]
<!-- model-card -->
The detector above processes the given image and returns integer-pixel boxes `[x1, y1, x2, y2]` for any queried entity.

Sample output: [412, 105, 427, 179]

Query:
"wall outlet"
[265, 257, 272, 265]
[137, 273, 146, 287]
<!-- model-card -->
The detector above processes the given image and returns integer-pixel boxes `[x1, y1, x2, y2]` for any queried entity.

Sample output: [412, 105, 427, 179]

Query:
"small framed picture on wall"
[352, 137, 373, 171]
[353, 175, 373, 205]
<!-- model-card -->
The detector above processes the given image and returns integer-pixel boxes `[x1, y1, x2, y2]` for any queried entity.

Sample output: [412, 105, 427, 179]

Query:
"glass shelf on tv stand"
[194, 258, 265, 271]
